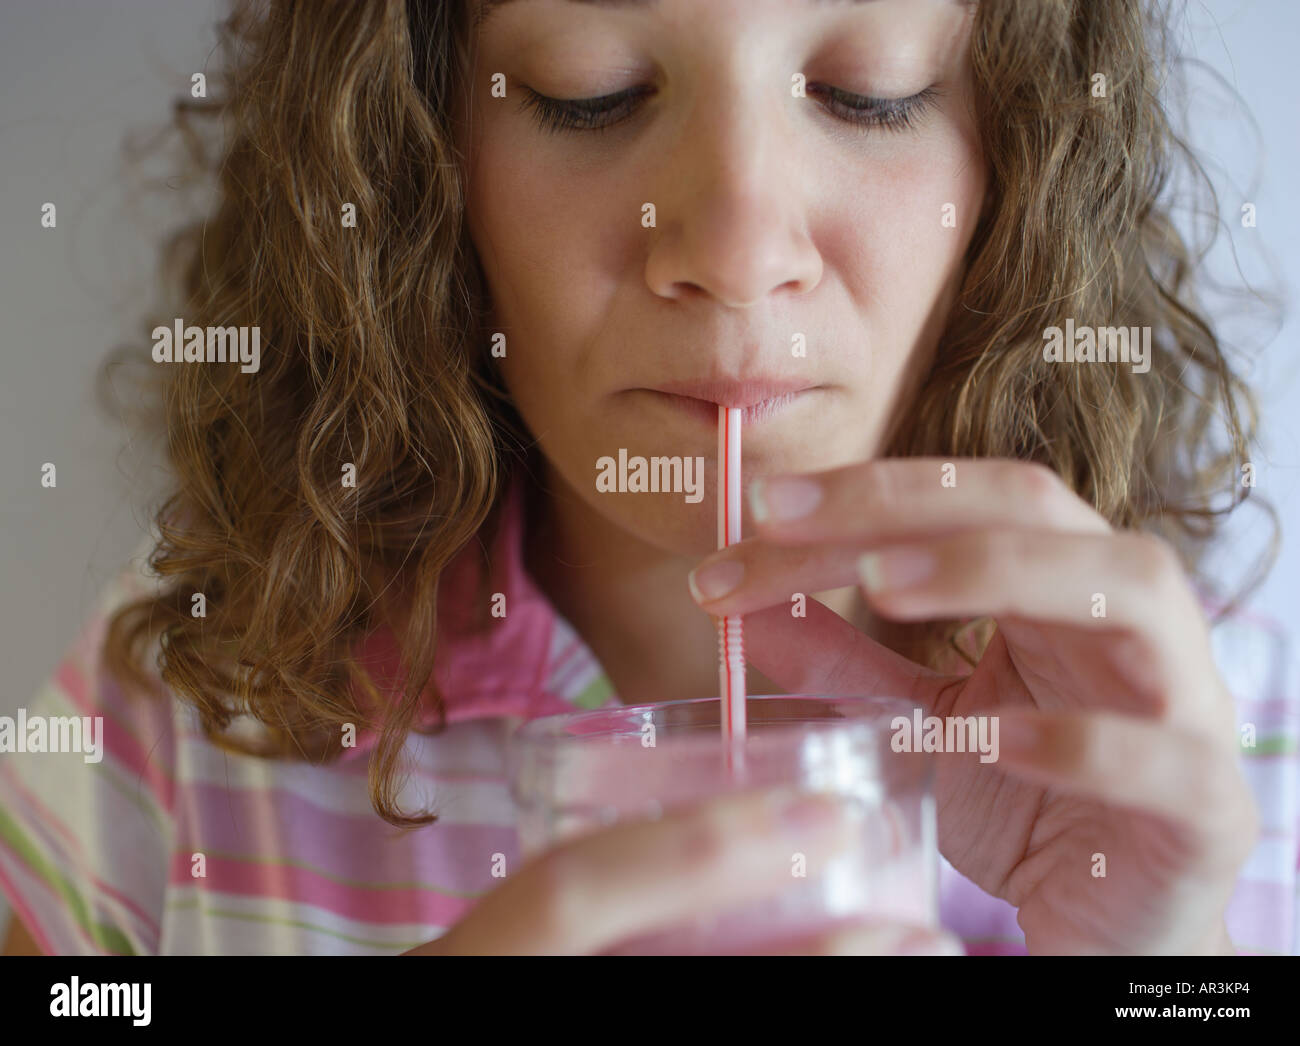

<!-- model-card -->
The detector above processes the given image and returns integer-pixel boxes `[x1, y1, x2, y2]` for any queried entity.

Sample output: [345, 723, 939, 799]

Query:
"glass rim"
[510, 692, 923, 749]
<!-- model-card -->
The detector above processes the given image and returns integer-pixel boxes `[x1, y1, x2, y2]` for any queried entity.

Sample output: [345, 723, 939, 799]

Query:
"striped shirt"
[1, 469, 1296, 955]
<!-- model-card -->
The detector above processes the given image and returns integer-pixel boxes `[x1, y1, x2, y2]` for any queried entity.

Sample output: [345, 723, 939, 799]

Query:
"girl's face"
[458, 0, 986, 556]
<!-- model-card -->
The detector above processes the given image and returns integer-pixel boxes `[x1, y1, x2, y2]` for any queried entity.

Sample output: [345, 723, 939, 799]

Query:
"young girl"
[2, 0, 1293, 956]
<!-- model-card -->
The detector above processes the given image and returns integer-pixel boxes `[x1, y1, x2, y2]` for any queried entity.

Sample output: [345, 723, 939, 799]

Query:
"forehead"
[473, 0, 963, 30]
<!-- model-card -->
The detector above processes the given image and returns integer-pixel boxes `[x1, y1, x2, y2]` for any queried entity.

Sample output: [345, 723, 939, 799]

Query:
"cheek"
[818, 129, 984, 357]
[828, 137, 982, 285]
[468, 133, 617, 388]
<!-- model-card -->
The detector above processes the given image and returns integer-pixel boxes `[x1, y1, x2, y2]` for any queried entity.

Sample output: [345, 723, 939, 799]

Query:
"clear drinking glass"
[506, 694, 938, 955]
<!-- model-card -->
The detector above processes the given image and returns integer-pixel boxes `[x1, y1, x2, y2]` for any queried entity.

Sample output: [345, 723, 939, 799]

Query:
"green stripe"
[44, 646, 177, 781]
[1238, 735, 1296, 756]
[0, 805, 137, 955]
[32, 679, 173, 839]
[91, 757, 171, 840]
[164, 895, 424, 951]
[573, 672, 615, 709]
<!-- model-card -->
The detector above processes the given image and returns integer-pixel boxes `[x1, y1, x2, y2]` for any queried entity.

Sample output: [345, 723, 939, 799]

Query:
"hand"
[686, 457, 1258, 955]
[403, 786, 964, 955]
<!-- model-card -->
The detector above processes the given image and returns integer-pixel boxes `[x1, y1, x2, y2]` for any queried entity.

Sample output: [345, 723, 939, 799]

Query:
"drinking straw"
[717, 405, 747, 774]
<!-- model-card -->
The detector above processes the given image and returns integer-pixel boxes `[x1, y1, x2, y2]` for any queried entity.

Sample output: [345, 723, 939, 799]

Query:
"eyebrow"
[475, 0, 900, 31]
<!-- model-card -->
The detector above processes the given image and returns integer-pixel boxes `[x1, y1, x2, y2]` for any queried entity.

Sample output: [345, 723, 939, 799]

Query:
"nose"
[643, 86, 824, 308]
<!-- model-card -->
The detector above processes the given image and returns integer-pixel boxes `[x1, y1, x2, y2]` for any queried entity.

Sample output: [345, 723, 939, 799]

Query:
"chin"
[603, 495, 721, 558]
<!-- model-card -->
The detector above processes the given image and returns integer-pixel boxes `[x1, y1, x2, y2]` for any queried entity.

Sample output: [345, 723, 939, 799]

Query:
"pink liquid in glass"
[508, 695, 938, 955]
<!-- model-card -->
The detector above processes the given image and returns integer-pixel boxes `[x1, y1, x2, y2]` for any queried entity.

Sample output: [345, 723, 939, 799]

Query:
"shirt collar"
[347, 468, 619, 754]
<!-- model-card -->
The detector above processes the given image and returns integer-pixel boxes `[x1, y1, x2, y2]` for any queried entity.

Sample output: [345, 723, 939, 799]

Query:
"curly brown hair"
[97, 0, 1275, 829]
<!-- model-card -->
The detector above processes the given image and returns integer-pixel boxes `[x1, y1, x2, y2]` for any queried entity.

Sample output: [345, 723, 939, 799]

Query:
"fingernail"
[750, 476, 821, 523]
[857, 547, 934, 592]
[688, 559, 744, 603]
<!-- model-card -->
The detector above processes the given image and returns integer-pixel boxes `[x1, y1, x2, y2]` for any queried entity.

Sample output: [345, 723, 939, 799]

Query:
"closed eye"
[807, 84, 941, 134]
[518, 85, 652, 134]
[518, 84, 941, 136]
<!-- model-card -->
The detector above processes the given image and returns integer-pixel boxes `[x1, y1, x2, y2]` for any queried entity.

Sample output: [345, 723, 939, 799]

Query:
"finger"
[689, 527, 1209, 715]
[696, 542, 1184, 719]
[688, 535, 874, 610]
[748, 457, 1111, 545]
[737, 600, 948, 713]
[433, 788, 862, 955]
[995, 708, 1259, 869]
[743, 921, 965, 956]
[852, 528, 1214, 715]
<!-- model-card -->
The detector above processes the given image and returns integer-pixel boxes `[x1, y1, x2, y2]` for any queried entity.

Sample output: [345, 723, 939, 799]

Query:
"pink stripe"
[551, 641, 599, 695]
[1225, 877, 1293, 952]
[0, 762, 162, 938]
[175, 781, 515, 902]
[548, 635, 582, 683]
[1229, 875, 1294, 896]
[0, 852, 89, 955]
[169, 852, 479, 928]
[1197, 592, 1288, 631]
[53, 659, 176, 814]
[174, 728, 507, 785]
[1234, 698, 1299, 713]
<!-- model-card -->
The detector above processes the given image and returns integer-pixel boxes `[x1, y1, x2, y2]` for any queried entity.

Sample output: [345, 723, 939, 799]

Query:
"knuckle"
[1180, 735, 1247, 831]
[1137, 531, 1181, 578]
[1119, 531, 1175, 594]
[1009, 460, 1062, 511]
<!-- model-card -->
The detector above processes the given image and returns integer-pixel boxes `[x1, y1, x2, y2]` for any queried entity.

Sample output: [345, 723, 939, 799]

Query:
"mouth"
[647, 387, 816, 423]
[642, 379, 821, 423]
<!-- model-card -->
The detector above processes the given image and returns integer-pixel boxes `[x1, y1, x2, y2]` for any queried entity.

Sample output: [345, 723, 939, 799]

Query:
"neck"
[520, 459, 882, 706]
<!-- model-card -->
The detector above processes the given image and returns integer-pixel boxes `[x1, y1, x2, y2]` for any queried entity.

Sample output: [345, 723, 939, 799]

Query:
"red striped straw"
[717, 405, 747, 775]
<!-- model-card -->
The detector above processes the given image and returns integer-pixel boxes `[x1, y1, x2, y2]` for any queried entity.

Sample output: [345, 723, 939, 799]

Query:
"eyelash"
[518, 83, 940, 136]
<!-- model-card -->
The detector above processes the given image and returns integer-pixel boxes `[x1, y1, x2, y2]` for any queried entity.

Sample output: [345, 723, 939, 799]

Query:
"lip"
[644, 388, 818, 426]
[647, 377, 819, 408]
